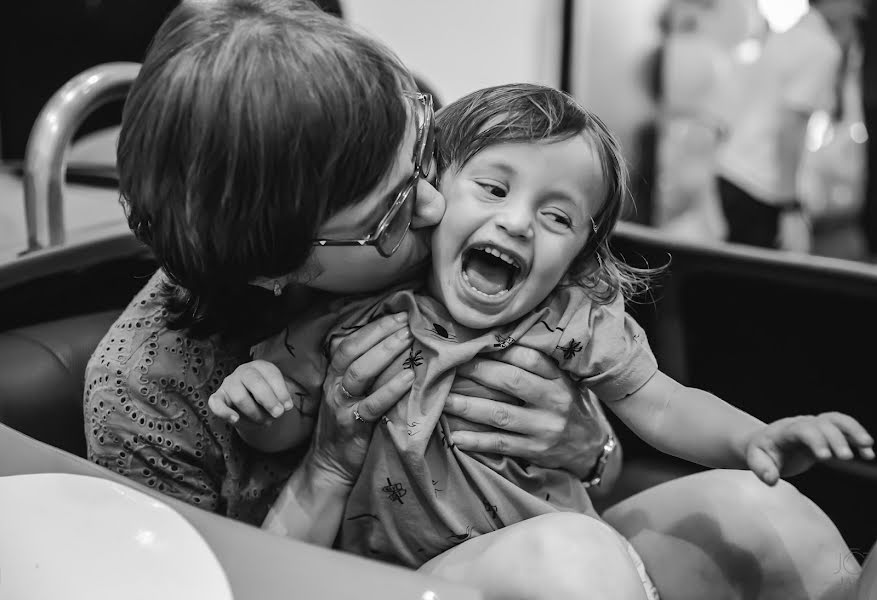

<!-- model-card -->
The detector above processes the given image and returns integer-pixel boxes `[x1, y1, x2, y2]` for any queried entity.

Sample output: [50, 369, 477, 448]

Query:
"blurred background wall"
[1, 0, 870, 259]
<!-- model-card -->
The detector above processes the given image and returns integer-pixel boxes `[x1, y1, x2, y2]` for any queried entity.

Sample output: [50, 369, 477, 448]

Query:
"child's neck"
[426, 267, 440, 299]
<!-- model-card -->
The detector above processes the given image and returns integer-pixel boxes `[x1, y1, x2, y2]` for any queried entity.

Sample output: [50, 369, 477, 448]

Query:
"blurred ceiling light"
[757, 0, 810, 33]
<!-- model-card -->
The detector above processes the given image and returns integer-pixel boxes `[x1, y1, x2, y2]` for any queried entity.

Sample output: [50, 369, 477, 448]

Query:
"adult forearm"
[262, 453, 352, 546]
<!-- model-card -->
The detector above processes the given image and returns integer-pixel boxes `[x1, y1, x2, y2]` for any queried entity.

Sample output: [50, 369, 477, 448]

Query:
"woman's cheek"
[412, 179, 445, 228]
[303, 230, 432, 293]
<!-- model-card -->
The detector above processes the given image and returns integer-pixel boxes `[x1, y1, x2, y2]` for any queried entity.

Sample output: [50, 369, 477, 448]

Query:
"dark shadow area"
[0, 254, 157, 333]
[0, 1, 179, 161]
[612, 229, 877, 556]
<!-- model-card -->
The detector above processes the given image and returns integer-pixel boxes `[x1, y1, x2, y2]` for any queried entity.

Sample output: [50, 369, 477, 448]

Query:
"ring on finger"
[340, 382, 362, 401]
[353, 407, 366, 423]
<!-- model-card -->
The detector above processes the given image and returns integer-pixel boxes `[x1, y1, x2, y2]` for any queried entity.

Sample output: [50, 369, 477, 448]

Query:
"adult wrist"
[300, 450, 356, 493]
[263, 451, 354, 545]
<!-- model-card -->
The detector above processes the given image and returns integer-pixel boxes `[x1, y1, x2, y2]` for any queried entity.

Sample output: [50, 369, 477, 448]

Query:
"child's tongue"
[464, 253, 509, 296]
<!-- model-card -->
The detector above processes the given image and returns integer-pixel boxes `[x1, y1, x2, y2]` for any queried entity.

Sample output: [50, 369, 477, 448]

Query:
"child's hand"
[746, 412, 874, 485]
[208, 360, 294, 426]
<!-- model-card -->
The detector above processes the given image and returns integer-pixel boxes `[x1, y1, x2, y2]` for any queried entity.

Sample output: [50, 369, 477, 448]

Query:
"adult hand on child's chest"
[442, 345, 611, 479]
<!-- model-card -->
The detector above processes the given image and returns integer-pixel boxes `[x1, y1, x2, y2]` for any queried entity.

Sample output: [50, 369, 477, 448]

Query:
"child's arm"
[610, 370, 874, 484]
[208, 360, 316, 453]
[609, 371, 763, 468]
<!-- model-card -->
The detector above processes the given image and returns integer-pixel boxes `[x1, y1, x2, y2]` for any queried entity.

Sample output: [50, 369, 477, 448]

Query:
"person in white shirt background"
[715, 0, 863, 252]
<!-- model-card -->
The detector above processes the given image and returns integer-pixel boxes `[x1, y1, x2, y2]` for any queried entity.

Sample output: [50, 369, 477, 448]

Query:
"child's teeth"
[482, 247, 518, 268]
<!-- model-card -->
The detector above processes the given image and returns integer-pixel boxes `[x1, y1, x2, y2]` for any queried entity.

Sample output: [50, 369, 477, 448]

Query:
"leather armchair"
[0, 308, 688, 509]
[0, 311, 119, 457]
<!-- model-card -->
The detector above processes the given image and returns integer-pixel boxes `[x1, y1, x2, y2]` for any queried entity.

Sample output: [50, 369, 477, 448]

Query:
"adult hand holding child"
[447, 345, 616, 482]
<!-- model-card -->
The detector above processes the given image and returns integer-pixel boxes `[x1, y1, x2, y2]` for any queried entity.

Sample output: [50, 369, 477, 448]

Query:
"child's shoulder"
[510, 282, 628, 347]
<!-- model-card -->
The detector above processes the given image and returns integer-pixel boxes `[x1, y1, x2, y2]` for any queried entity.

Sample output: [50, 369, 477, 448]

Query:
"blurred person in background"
[715, 0, 862, 251]
[859, 0, 877, 260]
[648, 0, 747, 244]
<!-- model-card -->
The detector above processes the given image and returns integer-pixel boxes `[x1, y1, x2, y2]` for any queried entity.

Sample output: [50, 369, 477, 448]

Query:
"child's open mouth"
[461, 245, 523, 297]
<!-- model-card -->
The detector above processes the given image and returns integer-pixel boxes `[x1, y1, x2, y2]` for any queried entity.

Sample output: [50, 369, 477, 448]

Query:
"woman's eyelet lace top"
[84, 271, 305, 525]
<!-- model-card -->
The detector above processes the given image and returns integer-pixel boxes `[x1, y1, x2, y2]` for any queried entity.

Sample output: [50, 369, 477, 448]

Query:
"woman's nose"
[411, 178, 445, 229]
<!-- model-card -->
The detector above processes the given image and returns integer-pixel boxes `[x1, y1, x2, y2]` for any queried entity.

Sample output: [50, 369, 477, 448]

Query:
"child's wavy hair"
[435, 83, 660, 304]
[119, 0, 414, 340]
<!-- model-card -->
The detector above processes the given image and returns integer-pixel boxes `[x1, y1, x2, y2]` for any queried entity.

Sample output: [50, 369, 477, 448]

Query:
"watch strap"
[581, 434, 617, 488]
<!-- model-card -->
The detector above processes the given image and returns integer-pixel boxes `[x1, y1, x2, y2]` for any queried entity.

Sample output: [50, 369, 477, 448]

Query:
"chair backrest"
[612, 221, 877, 555]
[0, 311, 120, 457]
[613, 223, 877, 420]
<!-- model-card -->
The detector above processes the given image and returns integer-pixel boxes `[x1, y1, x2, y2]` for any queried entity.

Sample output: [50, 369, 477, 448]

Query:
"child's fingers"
[822, 412, 874, 454]
[783, 421, 832, 460]
[239, 368, 285, 418]
[250, 361, 294, 411]
[208, 390, 240, 424]
[815, 420, 854, 460]
[222, 379, 270, 424]
[747, 445, 780, 486]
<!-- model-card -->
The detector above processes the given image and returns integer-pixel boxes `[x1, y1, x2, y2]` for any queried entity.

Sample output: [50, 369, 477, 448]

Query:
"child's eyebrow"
[475, 161, 515, 176]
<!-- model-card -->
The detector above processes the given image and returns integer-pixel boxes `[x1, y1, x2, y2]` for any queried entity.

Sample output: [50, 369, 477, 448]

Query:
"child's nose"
[495, 202, 534, 240]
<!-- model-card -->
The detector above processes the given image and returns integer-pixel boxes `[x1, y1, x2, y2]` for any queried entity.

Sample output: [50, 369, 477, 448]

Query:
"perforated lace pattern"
[83, 272, 301, 524]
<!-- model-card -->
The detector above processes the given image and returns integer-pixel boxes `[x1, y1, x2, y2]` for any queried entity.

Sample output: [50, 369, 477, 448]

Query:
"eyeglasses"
[312, 92, 435, 257]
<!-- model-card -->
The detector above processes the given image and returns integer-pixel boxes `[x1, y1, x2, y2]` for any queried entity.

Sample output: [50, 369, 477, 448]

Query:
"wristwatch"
[581, 433, 617, 488]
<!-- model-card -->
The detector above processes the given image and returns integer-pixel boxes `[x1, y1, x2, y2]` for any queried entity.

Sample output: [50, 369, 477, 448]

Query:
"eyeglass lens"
[375, 96, 435, 256]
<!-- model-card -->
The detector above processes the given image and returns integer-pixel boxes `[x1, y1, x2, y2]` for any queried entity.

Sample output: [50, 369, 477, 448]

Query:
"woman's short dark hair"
[119, 0, 412, 341]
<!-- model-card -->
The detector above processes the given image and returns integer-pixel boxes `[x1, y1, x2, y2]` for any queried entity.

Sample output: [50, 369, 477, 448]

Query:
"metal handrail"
[22, 62, 141, 253]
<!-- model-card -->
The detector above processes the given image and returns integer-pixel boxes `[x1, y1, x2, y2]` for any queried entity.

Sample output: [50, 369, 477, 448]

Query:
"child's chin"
[448, 303, 510, 331]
